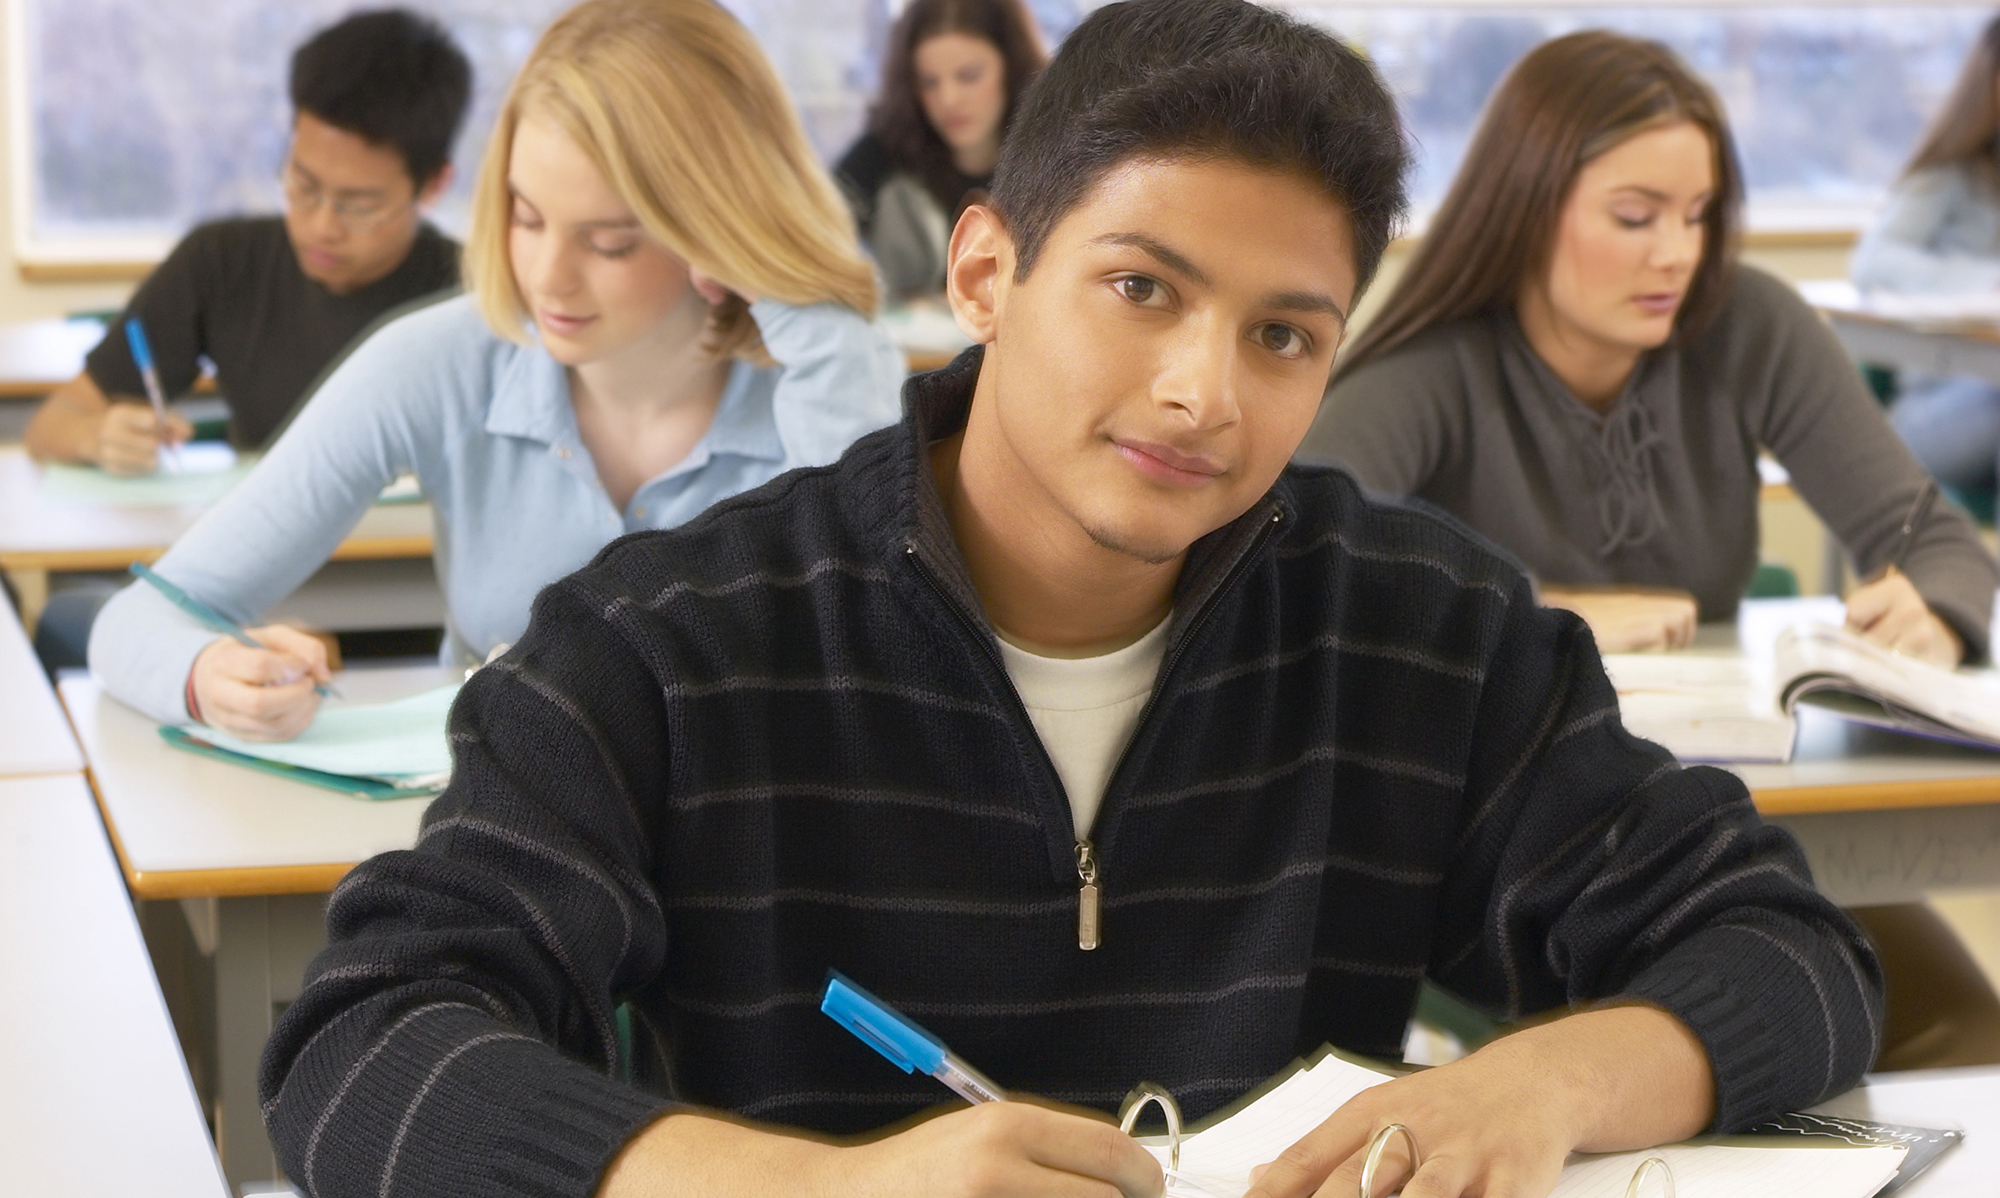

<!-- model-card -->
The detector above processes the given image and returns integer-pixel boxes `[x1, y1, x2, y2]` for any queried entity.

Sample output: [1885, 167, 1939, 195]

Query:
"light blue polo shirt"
[89, 293, 906, 724]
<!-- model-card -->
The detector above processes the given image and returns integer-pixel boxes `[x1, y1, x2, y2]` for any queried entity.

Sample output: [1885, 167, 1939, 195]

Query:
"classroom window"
[1283, 3, 1995, 224]
[9, 0, 1992, 266]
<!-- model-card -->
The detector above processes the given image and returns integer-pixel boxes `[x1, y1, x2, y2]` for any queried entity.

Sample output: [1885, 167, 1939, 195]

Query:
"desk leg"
[3, 565, 48, 632]
[215, 893, 330, 1193]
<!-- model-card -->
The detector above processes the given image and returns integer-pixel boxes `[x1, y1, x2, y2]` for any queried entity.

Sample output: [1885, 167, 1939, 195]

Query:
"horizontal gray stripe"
[1181, 631, 1486, 695]
[1105, 858, 1327, 908]
[1272, 526, 1515, 598]
[666, 888, 1074, 917]
[1311, 955, 1425, 979]
[620, 556, 893, 612]
[662, 673, 1009, 721]
[666, 783, 1038, 826]
[670, 974, 1306, 1021]
[1126, 743, 1463, 810]
[1325, 851, 1444, 886]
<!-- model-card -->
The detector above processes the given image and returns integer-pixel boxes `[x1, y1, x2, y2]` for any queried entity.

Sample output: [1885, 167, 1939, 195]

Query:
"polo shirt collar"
[483, 338, 781, 466]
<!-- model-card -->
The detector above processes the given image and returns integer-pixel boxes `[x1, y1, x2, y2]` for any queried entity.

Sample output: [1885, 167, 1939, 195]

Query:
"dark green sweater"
[261, 349, 1882, 1198]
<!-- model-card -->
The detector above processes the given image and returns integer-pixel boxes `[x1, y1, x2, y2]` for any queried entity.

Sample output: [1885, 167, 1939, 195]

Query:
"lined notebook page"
[1148, 1053, 1906, 1198]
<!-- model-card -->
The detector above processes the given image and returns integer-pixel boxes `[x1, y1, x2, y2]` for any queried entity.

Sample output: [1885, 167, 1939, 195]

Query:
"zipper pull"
[1075, 840, 1101, 951]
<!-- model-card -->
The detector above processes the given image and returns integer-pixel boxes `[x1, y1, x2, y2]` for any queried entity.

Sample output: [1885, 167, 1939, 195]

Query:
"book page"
[1151, 1053, 1908, 1198]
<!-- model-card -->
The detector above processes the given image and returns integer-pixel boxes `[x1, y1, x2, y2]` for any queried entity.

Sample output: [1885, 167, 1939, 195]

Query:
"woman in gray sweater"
[1303, 30, 2000, 1070]
[1306, 31, 1994, 667]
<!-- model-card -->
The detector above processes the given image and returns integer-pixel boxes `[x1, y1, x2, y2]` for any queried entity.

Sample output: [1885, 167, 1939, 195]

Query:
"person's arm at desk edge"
[23, 371, 193, 476]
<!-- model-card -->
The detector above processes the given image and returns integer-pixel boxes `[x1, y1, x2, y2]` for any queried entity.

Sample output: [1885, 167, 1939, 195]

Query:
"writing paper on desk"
[1602, 653, 1797, 763]
[1146, 1051, 1907, 1198]
[38, 441, 249, 507]
[177, 684, 458, 787]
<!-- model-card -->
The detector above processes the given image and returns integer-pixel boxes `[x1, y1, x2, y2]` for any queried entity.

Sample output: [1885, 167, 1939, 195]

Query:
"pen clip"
[820, 970, 947, 1076]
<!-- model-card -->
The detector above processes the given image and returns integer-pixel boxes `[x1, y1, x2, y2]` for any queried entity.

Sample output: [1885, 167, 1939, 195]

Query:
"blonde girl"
[90, 0, 905, 739]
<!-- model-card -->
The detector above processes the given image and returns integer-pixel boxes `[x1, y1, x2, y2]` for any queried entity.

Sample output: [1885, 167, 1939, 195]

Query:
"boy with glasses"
[25, 9, 469, 474]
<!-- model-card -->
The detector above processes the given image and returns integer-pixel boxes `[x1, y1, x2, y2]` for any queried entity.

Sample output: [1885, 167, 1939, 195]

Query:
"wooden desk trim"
[1750, 776, 2000, 816]
[0, 532, 432, 573]
[83, 766, 354, 899]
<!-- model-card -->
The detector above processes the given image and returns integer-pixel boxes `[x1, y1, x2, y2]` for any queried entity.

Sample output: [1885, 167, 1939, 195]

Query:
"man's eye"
[1117, 276, 1158, 304]
[1257, 323, 1307, 359]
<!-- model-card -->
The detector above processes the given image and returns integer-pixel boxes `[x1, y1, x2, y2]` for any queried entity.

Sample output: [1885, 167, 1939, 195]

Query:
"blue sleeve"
[1851, 168, 2000, 294]
[748, 298, 906, 470]
[88, 302, 464, 725]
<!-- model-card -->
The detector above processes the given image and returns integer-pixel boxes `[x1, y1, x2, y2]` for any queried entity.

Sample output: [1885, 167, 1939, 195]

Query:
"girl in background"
[1853, 15, 2000, 506]
[1305, 30, 2000, 1071]
[836, 0, 1045, 298]
[90, 0, 903, 740]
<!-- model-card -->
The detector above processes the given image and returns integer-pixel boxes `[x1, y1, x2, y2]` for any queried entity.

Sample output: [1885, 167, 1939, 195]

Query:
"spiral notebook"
[1141, 1049, 1931, 1198]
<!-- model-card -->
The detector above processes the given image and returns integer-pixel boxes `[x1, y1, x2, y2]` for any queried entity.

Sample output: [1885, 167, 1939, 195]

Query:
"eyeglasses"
[279, 167, 413, 231]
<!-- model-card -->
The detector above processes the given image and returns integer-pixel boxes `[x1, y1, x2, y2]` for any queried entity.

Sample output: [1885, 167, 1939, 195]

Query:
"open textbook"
[1143, 1049, 1946, 1198]
[1604, 622, 2000, 763]
[1774, 622, 2000, 752]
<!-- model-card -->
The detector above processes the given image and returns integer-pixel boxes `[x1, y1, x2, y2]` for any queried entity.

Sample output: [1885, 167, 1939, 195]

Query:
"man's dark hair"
[289, 9, 473, 188]
[990, 0, 1408, 296]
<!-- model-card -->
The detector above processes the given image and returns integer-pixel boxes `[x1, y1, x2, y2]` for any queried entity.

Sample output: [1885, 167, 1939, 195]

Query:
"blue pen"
[123, 319, 182, 468]
[821, 970, 1007, 1104]
[130, 562, 339, 699]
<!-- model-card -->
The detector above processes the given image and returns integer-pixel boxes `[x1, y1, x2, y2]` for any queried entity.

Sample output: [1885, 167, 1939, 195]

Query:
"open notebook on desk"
[161, 683, 458, 800]
[1145, 1049, 1938, 1198]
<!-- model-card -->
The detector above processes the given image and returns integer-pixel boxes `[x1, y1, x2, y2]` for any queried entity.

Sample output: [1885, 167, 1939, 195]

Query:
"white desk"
[0, 772, 229, 1198]
[1811, 1066, 2000, 1195]
[0, 443, 439, 630]
[61, 665, 445, 1191]
[0, 600, 82, 776]
[1798, 279, 2000, 388]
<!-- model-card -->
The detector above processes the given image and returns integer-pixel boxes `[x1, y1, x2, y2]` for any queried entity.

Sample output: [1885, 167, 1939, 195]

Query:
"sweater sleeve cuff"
[1618, 921, 1879, 1132]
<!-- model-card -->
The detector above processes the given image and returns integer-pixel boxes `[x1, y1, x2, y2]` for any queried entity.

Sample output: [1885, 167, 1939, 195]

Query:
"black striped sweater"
[261, 349, 1882, 1198]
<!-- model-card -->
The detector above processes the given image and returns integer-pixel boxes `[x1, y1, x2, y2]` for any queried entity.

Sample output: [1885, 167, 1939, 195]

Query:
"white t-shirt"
[996, 616, 1171, 837]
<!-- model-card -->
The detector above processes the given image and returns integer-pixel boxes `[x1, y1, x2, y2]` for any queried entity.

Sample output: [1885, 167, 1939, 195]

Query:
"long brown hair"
[1904, 14, 2000, 190]
[868, 0, 1047, 216]
[464, 0, 878, 363]
[1336, 31, 1743, 379]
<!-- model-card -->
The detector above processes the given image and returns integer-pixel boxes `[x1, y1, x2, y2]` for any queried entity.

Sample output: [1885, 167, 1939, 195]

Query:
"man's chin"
[1080, 520, 1198, 567]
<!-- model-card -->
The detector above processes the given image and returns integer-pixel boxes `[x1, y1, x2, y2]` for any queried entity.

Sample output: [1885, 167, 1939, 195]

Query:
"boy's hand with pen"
[93, 402, 194, 476]
[189, 625, 334, 740]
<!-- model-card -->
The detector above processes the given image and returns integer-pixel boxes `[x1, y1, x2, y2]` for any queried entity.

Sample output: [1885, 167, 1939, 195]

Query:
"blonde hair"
[463, 0, 879, 361]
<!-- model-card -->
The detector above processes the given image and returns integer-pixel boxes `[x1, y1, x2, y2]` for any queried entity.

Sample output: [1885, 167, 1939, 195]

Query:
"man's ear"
[945, 204, 1009, 346]
[416, 162, 455, 210]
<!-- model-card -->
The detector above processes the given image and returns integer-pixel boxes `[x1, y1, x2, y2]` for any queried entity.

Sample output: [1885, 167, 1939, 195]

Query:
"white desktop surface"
[1812, 1066, 2000, 1196]
[60, 664, 447, 880]
[0, 601, 82, 775]
[0, 772, 228, 1198]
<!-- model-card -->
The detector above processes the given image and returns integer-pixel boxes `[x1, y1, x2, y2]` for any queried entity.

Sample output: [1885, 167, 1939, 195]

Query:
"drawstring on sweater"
[1570, 398, 1666, 557]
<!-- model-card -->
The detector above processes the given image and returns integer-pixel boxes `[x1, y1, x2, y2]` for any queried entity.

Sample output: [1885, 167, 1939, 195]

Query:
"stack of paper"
[1601, 653, 1797, 763]
[1148, 1051, 1907, 1198]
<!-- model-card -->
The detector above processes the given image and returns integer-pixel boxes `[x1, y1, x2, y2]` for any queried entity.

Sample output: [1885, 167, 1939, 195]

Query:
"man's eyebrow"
[1089, 232, 1211, 288]
[1264, 289, 1348, 326]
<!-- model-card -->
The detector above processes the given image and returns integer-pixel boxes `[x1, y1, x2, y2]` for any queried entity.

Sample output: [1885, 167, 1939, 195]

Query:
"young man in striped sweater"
[262, 2, 1883, 1197]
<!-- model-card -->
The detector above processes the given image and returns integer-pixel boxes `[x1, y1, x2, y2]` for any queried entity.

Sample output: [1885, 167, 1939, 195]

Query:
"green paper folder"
[159, 726, 441, 801]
